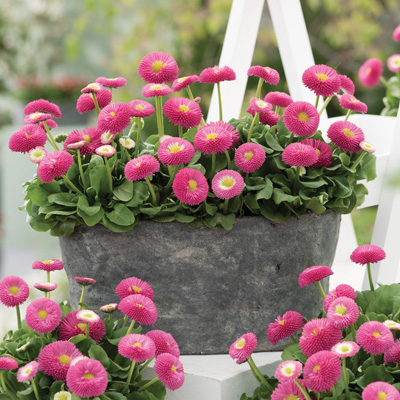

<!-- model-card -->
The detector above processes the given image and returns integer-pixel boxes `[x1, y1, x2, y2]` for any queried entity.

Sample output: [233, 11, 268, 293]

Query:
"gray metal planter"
[59, 211, 341, 354]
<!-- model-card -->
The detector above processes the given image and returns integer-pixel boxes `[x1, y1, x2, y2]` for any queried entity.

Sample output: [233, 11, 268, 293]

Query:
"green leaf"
[139, 205, 162, 215]
[272, 189, 298, 205]
[305, 197, 326, 214]
[265, 132, 284, 151]
[102, 215, 138, 232]
[126, 181, 149, 207]
[26, 184, 51, 207]
[77, 196, 101, 216]
[102, 393, 128, 400]
[205, 202, 218, 216]
[220, 213, 235, 230]
[105, 204, 135, 226]
[48, 192, 79, 207]
[357, 365, 394, 388]
[255, 179, 273, 200]
[50, 219, 77, 236]
[89, 345, 110, 368]
[281, 343, 307, 363]
[301, 179, 327, 188]
[90, 165, 112, 197]
[113, 180, 134, 202]
[174, 212, 196, 223]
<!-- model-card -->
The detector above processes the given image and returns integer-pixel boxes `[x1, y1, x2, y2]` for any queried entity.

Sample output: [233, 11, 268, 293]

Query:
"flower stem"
[135, 118, 142, 158]
[246, 359, 262, 384]
[144, 177, 157, 206]
[16, 305, 21, 330]
[344, 109, 352, 121]
[85, 323, 89, 338]
[351, 324, 358, 341]
[178, 125, 183, 138]
[209, 152, 217, 179]
[126, 320, 135, 336]
[223, 199, 230, 215]
[62, 175, 84, 195]
[165, 165, 178, 191]
[123, 361, 136, 394]
[247, 356, 273, 391]
[104, 157, 114, 194]
[255, 77, 264, 99]
[351, 151, 366, 170]
[316, 281, 326, 299]
[294, 379, 313, 400]
[380, 76, 389, 88]
[77, 150, 87, 190]
[78, 286, 86, 310]
[121, 315, 128, 328]
[290, 335, 297, 344]
[315, 95, 320, 109]
[0, 372, 18, 400]
[247, 112, 258, 142]
[155, 96, 164, 138]
[91, 93, 101, 116]
[42, 121, 59, 151]
[137, 377, 159, 392]
[224, 151, 231, 169]
[217, 82, 223, 121]
[371, 354, 376, 365]
[367, 263, 375, 291]
[125, 148, 131, 161]
[46, 271, 50, 282]
[139, 357, 154, 374]
[275, 106, 282, 115]
[332, 384, 338, 400]
[319, 96, 333, 115]
[342, 358, 351, 400]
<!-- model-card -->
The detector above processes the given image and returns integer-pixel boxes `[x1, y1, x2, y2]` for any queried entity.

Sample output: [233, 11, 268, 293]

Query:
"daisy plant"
[11, 52, 376, 236]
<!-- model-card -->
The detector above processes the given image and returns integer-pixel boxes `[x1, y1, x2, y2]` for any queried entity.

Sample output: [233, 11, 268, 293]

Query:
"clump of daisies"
[11, 51, 376, 236]
[0, 259, 184, 399]
[232, 244, 400, 400]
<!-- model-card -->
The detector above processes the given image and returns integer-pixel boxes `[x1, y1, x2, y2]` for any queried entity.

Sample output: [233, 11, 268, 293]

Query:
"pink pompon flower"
[339, 74, 356, 95]
[64, 127, 102, 155]
[388, 54, 400, 73]
[24, 99, 62, 119]
[28, 146, 47, 164]
[283, 101, 320, 136]
[299, 265, 333, 288]
[0, 357, 18, 370]
[163, 97, 203, 129]
[300, 318, 342, 357]
[229, 333, 257, 364]
[339, 93, 368, 114]
[81, 82, 103, 93]
[125, 154, 160, 181]
[267, 311, 305, 346]
[208, 121, 240, 149]
[264, 91, 293, 108]
[249, 97, 273, 113]
[100, 131, 115, 145]
[331, 341, 360, 358]
[119, 137, 135, 149]
[158, 137, 195, 166]
[271, 379, 307, 400]
[384, 339, 400, 364]
[282, 142, 319, 167]
[39, 119, 58, 130]
[247, 65, 280, 85]
[138, 51, 179, 84]
[116, 277, 154, 301]
[212, 170, 244, 199]
[356, 321, 394, 355]
[76, 310, 100, 324]
[17, 360, 39, 382]
[384, 321, 400, 331]
[327, 120, 365, 153]
[128, 99, 155, 118]
[0, 276, 29, 307]
[303, 350, 342, 392]
[154, 353, 185, 391]
[394, 25, 400, 42]
[118, 333, 156, 362]
[74, 277, 96, 286]
[360, 141, 376, 153]
[66, 358, 108, 398]
[323, 284, 357, 313]
[34, 282, 58, 292]
[38, 341, 82, 381]
[300, 138, 332, 168]
[26, 298, 62, 334]
[24, 112, 52, 124]
[350, 244, 386, 265]
[194, 124, 232, 154]
[96, 76, 127, 88]
[362, 382, 400, 400]
[275, 360, 303, 383]
[146, 330, 181, 358]
[234, 142, 266, 173]
[9, 124, 47, 153]
[327, 296, 360, 329]
[199, 65, 236, 84]
[142, 83, 173, 98]
[97, 102, 132, 134]
[100, 303, 118, 313]
[119, 293, 158, 325]
[172, 75, 199, 92]
[38, 150, 74, 183]
[302, 64, 341, 97]
[76, 88, 112, 114]
[32, 259, 64, 272]
[95, 145, 116, 157]
[359, 58, 383, 88]
[172, 168, 209, 206]
[259, 110, 281, 127]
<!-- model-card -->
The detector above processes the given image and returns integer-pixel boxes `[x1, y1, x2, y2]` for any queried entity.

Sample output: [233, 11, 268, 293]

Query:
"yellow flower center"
[279, 320, 285, 325]
[179, 77, 188, 82]
[343, 128, 354, 137]
[136, 162, 141, 167]
[316, 73, 328, 82]
[43, 260, 53, 264]
[152, 60, 166, 73]
[341, 345, 349, 352]
[84, 373, 95, 380]
[83, 313, 93, 318]
[25, 133, 31, 138]
[335, 306, 347, 315]
[32, 113, 41, 119]
[136, 105, 144, 110]
[38, 310, 48, 319]
[32, 150, 42, 157]
[89, 84, 98, 89]
[151, 85, 162, 90]
[9, 286, 19, 295]
[179, 105, 190, 112]
[110, 112, 116, 117]
[236, 339, 246, 349]
[222, 178, 234, 188]
[311, 328, 322, 336]
[133, 342, 142, 347]
[58, 355, 71, 365]
[313, 365, 321, 372]
[206, 133, 218, 141]
[373, 332, 381, 338]
[350, 98, 357, 103]
[245, 151, 253, 160]
[265, 68, 271, 73]
[83, 134, 91, 144]
[214, 69, 220, 74]
[169, 145, 182, 153]
[378, 392, 387, 400]
[171, 365, 177, 372]
[131, 285, 142, 293]
[297, 112, 309, 122]
[366, 67, 372, 75]
[188, 180, 197, 192]
[315, 149, 321, 155]
[285, 396, 299, 400]
[256, 100, 266, 108]
[24, 368, 32, 375]
[77, 323, 87, 332]
[58, 396, 69, 400]
[136, 303, 143, 308]
[284, 366, 293, 374]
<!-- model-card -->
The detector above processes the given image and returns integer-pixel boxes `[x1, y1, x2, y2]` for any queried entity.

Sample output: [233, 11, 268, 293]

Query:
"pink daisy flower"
[116, 277, 154, 301]
[32, 259, 64, 272]
[163, 97, 202, 129]
[327, 120, 365, 153]
[128, 99, 155, 118]
[158, 137, 195, 166]
[146, 330, 181, 358]
[271, 379, 306, 400]
[384, 339, 400, 364]
[331, 341, 360, 358]
[247, 65, 280, 85]
[24, 99, 62, 119]
[97, 102, 132, 134]
[25, 298, 62, 334]
[76, 88, 112, 114]
[207, 121, 240, 149]
[339, 93, 368, 114]
[259, 110, 281, 127]
[95, 76, 127, 88]
[300, 138, 332, 168]
[327, 296, 360, 329]
[394, 25, 400, 42]
[283, 101, 320, 136]
[34, 282, 58, 293]
[299, 265, 333, 288]
[194, 124, 232, 154]
[95, 145, 116, 157]
[275, 360, 303, 382]
[118, 333, 156, 362]
[125, 155, 160, 181]
[76, 310, 100, 324]
[282, 142, 319, 167]
[138, 51, 179, 84]
[64, 127, 102, 155]
[100, 131, 115, 145]
[300, 318, 342, 357]
[264, 91, 293, 108]
[358, 58, 383, 88]
[8, 124, 47, 153]
[100, 303, 118, 313]
[0, 276, 29, 307]
[302, 64, 341, 97]
[66, 358, 108, 398]
[118, 293, 158, 325]
[81, 82, 103, 93]
[356, 321, 394, 355]
[360, 141, 376, 153]
[323, 284, 357, 313]
[40, 119, 58, 130]
[24, 112, 52, 124]
[154, 353, 185, 391]
[54, 391, 72, 400]
[58, 310, 105, 343]
[38, 341, 82, 381]
[234, 142, 266, 173]
[350, 244, 386, 265]
[199, 65, 236, 84]
[384, 321, 400, 331]
[172, 75, 199, 92]
[142, 83, 173, 98]
[249, 97, 273, 113]
[172, 168, 209, 206]
[0, 357, 18, 370]
[74, 277, 96, 286]
[338, 74, 356, 95]
[119, 137, 135, 149]
[17, 361, 39, 382]
[362, 382, 400, 400]
[267, 311, 305, 346]
[28, 146, 47, 164]
[212, 169, 244, 199]
[303, 350, 342, 392]
[38, 151, 74, 183]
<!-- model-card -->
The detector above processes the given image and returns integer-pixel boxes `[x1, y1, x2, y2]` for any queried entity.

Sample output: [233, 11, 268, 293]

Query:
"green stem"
[380, 76, 389, 88]
[371, 354, 376, 365]
[316, 281, 326, 299]
[77, 150, 87, 190]
[367, 263, 375, 291]
[144, 177, 157, 206]
[224, 151, 231, 169]
[246, 359, 262, 384]
[16, 305, 21, 330]
[78, 286, 86, 310]
[351, 324, 358, 341]
[294, 379, 313, 400]
[125, 148, 131, 161]
[344, 109, 352, 121]
[217, 82, 223, 121]
[342, 358, 350, 400]
[223, 199, 229, 215]
[247, 112, 258, 142]
[128, 120, 137, 140]
[126, 320, 135, 336]
[155, 97, 164, 138]
[209, 152, 217, 179]
[247, 356, 273, 391]
[351, 151, 366, 170]
[123, 361, 136, 394]
[178, 125, 183, 138]
[139, 357, 154, 374]
[91, 93, 101, 116]
[332, 384, 338, 400]
[315, 95, 320, 109]
[110, 87, 114, 103]
[42, 121, 59, 151]
[104, 157, 114, 194]
[46, 271, 50, 283]
[62, 175, 84, 195]
[137, 377, 159, 392]
[255, 77, 264, 99]
[121, 315, 128, 328]
[165, 165, 178, 191]
[135, 118, 142, 158]
[0, 372, 18, 400]
[290, 335, 297, 344]
[85, 323, 89, 338]
[319, 96, 333, 115]
[275, 106, 282, 115]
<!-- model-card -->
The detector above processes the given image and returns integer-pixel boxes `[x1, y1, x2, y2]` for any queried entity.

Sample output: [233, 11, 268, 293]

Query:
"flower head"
[128, 99, 155, 118]
[282, 142, 319, 167]
[271, 380, 306, 400]
[24, 99, 62, 119]
[350, 244, 386, 265]
[9, 124, 47, 153]
[229, 332, 257, 364]
[95, 76, 127, 88]
[138, 52, 179, 83]
[100, 131, 115, 145]
[98, 102, 132, 134]
[38, 151, 74, 183]
[207, 121, 240, 149]
[154, 353, 185, 391]
[81, 83, 103, 93]
[327, 120, 365, 153]
[212, 170, 244, 199]
[0, 357, 18, 370]
[199, 65, 236, 84]
[394, 25, 400, 42]
[74, 277, 96, 286]
[54, 391, 72, 400]
[95, 145, 116, 157]
[362, 382, 400, 400]
[99, 303, 118, 314]
[275, 360, 303, 382]
[267, 311, 305, 346]
[163, 97, 202, 129]
[359, 58, 383, 88]
[172, 168, 209, 206]
[300, 138, 332, 168]
[323, 284, 357, 313]
[384, 321, 400, 331]
[259, 109, 281, 126]
[302, 64, 341, 97]
[264, 91, 293, 108]
[283, 101, 320, 136]
[119, 137, 136, 149]
[249, 97, 273, 113]
[118, 333, 156, 362]
[28, 146, 47, 164]
[32, 259, 64, 271]
[24, 112, 52, 124]
[339, 94, 368, 114]
[327, 297, 360, 329]
[142, 83, 173, 98]
[64, 127, 102, 155]
[247, 65, 280, 85]
[0, 276, 29, 307]
[331, 341, 360, 358]
[146, 330, 181, 358]
[125, 155, 160, 181]
[119, 293, 158, 325]
[34, 282, 58, 293]
[76, 88, 112, 114]
[234, 142, 266, 173]
[26, 298, 62, 334]
[356, 321, 393, 355]
[172, 75, 199, 92]
[360, 141, 376, 153]
[194, 124, 232, 154]
[17, 361, 39, 382]
[384, 339, 400, 364]
[76, 310, 101, 324]
[339, 74, 356, 95]
[299, 265, 333, 288]
[116, 277, 154, 301]
[158, 137, 195, 166]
